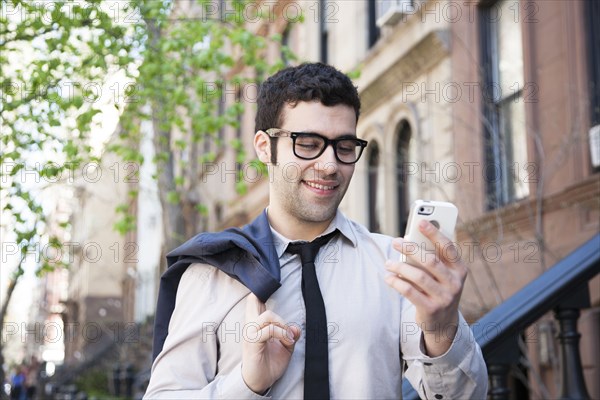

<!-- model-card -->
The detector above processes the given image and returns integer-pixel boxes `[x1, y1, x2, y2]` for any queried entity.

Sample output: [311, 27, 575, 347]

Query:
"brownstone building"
[452, 0, 598, 273]
[210, 0, 599, 398]
[38, 0, 597, 397]
[450, 0, 599, 397]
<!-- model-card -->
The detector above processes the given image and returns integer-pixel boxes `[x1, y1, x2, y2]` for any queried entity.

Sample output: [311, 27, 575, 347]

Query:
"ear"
[254, 130, 271, 164]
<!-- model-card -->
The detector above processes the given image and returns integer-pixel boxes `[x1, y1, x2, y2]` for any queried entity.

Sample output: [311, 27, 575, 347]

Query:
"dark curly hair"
[255, 63, 361, 163]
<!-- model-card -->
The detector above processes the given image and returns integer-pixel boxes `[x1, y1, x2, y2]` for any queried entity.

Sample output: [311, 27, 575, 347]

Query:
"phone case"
[404, 200, 458, 253]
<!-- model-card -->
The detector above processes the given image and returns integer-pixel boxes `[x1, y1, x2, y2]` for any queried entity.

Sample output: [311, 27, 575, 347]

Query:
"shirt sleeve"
[143, 263, 270, 400]
[401, 300, 488, 400]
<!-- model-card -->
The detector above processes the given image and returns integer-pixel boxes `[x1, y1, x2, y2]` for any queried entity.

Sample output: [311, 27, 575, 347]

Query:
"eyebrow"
[296, 131, 359, 139]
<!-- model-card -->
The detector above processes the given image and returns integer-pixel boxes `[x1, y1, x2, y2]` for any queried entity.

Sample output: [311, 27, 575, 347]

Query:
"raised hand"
[241, 293, 302, 394]
[384, 220, 467, 357]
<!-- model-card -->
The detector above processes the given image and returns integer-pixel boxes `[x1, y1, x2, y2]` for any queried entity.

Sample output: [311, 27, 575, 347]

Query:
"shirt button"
[435, 395, 443, 399]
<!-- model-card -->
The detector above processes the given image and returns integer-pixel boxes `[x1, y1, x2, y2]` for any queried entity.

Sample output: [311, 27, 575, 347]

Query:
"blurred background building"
[10, 0, 598, 399]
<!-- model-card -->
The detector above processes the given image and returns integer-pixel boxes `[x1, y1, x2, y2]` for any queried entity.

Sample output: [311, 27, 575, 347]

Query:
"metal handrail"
[403, 233, 600, 399]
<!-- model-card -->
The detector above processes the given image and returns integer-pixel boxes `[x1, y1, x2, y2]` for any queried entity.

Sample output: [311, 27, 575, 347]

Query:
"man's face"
[262, 101, 358, 225]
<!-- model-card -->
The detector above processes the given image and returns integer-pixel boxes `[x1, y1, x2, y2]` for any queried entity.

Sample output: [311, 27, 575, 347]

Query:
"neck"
[266, 206, 334, 242]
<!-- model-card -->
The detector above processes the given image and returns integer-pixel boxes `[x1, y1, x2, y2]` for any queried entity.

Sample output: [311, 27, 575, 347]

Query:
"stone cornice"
[457, 175, 600, 242]
[359, 30, 450, 115]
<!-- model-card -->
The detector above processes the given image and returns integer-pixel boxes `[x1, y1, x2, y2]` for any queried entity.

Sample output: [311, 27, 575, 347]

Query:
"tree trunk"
[0, 276, 20, 397]
[152, 115, 188, 259]
[146, 18, 188, 274]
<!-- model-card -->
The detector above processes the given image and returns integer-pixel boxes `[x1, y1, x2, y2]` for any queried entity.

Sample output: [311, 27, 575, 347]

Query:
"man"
[144, 63, 488, 399]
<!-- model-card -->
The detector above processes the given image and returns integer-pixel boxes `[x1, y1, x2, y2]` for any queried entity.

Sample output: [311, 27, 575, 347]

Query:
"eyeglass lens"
[294, 134, 362, 163]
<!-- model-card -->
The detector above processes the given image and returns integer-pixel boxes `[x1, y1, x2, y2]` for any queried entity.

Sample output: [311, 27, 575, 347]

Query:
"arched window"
[367, 142, 380, 233]
[395, 120, 411, 235]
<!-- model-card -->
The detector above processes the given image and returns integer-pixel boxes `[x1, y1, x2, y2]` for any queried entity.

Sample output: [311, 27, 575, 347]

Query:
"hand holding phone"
[386, 199, 466, 357]
[402, 200, 458, 265]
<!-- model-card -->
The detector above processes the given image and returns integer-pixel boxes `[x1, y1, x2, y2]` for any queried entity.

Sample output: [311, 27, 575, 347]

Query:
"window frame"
[367, 141, 381, 233]
[479, 0, 528, 209]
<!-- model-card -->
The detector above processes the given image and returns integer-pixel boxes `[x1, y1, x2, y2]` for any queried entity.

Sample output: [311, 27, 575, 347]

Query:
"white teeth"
[305, 181, 335, 190]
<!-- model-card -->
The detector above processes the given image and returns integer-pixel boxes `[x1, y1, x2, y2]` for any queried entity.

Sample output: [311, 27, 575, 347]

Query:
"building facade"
[31, 0, 598, 398]
[205, 0, 599, 398]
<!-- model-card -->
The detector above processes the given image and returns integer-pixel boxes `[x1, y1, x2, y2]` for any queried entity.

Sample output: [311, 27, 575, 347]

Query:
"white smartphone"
[402, 200, 458, 264]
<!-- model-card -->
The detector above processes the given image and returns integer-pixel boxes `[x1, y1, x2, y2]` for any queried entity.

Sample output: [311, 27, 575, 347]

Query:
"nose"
[313, 144, 339, 175]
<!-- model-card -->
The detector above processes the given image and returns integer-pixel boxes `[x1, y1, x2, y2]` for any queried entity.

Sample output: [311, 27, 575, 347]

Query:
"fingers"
[391, 238, 453, 284]
[416, 220, 460, 266]
[384, 267, 460, 319]
[254, 310, 297, 346]
[384, 273, 430, 309]
[386, 221, 467, 347]
[245, 293, 266, 322]
[386, 221, 467, 307]
[386, 247, 465, 296]
[244, 293, 301, 349]
[249, 323, 295, 345]
[414, 220, 468, 284]
[385, 260, 439, 294]
[393, 220, 466, 280]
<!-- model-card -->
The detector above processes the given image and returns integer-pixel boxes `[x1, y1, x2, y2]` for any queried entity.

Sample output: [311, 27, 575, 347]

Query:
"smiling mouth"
[304, 181, 338, 191]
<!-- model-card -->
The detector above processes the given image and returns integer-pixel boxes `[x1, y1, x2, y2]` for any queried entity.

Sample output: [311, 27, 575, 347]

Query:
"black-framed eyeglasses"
[266, 128, 369, 164]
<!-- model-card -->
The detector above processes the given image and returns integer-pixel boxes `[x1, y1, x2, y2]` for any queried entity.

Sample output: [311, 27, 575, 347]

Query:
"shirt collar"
[267, 208, 359, 259]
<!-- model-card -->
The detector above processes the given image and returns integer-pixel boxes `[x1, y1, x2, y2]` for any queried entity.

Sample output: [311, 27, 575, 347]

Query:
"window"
[377, 0, 414, 18]
[203, 133, 211, 156]
[235, 88, 243, 175]
[367, 142, 381, 233]
[367, 1, 380, 48]
[586, 0, 600, 127]
[235, 88, 243, 142]
[215, 203, 223, 225]
[376, 0, 414, 28]
[586, 0, 600, 170]
[281, 25, 292, 66]
[217, 95, 225, 146]
[320, 0, 328, 63]
[480, 0, 529, 209]
[395, 121, 411, 235]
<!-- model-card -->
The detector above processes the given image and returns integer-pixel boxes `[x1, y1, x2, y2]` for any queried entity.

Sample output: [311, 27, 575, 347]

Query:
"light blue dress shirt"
[144, 210, 488, 399]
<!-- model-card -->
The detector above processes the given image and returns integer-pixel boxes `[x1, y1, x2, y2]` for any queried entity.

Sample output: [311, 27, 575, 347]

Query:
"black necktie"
[286, 229, 339, 400]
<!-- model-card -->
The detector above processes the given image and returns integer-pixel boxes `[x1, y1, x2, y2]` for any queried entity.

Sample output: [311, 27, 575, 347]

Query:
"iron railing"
[403, 233, 600, 399]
